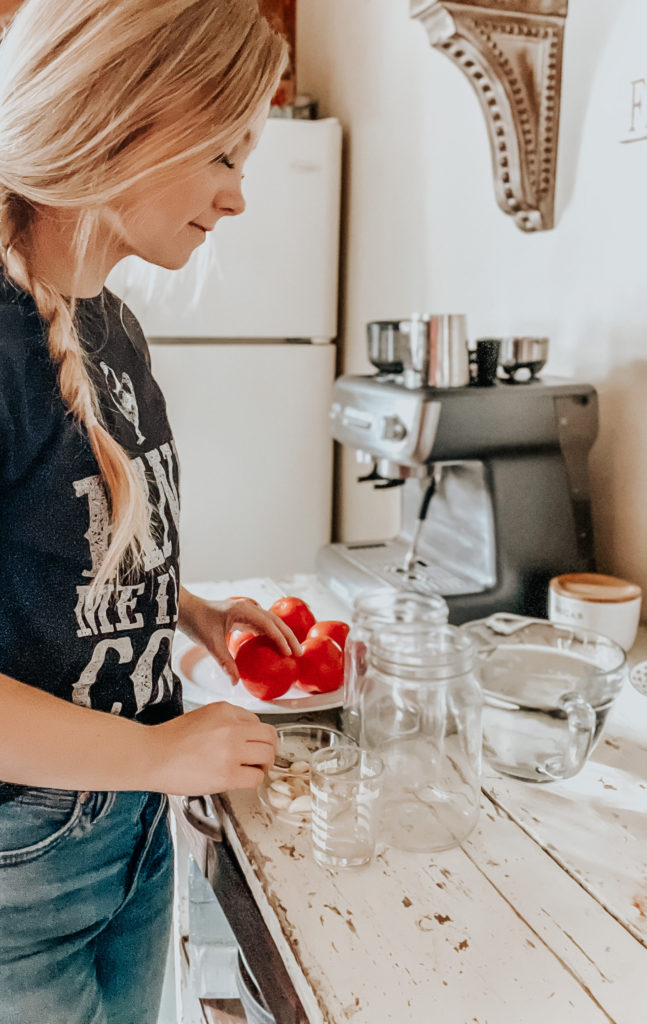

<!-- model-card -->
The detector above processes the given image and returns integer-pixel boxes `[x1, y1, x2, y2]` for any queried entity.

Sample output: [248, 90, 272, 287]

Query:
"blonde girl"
[0, 2, 298, 1021]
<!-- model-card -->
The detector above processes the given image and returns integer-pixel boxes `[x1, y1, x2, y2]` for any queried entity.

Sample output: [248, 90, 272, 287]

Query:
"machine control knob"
[381, 415, 407, 441]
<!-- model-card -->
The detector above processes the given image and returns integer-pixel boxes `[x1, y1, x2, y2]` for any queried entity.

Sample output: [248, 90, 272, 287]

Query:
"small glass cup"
[310, 745, 384, 869]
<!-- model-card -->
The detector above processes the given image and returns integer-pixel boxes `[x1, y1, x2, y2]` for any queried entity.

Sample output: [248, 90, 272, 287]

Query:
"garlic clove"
[289, 778, 310, 798]
[267, 790, 292, 810]
[288, 794, 312, 815]
[270, 780, 296, 797]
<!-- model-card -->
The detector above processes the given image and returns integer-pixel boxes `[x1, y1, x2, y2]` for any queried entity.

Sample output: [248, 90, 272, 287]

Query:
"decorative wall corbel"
[410, 0, 569, 232]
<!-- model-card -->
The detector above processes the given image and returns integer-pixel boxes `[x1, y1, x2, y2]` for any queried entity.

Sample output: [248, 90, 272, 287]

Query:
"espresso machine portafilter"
[317, 315, 599, 623]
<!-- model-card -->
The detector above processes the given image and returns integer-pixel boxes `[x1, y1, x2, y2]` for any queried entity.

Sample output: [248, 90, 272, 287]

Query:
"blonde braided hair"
[0, 195, 150, 592]
[0, 0, 286, 592]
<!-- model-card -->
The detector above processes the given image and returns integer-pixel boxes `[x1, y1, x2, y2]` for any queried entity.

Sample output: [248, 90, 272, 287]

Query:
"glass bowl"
[462, 615, 626, 707]
[258, 724, 356, 826]
[460, 615, 627, 781]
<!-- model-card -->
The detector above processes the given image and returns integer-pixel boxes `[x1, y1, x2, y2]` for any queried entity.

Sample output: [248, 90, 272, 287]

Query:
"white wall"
[298, 0, 647, 598]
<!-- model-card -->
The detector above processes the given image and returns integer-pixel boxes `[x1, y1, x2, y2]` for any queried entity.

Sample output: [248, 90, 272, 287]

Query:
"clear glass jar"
[360, 624, 482, 852]
[343, 588, 449, 742]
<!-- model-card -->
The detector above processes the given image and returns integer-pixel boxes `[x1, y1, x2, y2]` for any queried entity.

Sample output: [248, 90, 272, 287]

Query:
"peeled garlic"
[288, 794, 312, 815]
[263, 755, 316, 820]
[270, 780, 296, 797]
[267, 790, 292, 810]
[289, 778, 310, 798]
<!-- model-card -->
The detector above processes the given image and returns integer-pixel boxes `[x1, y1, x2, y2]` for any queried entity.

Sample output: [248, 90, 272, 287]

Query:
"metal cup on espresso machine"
[317, 313, 599, 623]
[366, 314, 470, 390]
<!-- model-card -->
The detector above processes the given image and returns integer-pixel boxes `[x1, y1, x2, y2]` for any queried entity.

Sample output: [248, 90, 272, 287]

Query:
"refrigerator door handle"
[181, 795, 223, 843]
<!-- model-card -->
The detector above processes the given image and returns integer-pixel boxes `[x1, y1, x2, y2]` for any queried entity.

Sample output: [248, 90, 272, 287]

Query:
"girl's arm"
[0, 591, 295, 795]
[0, 672, 277, 795]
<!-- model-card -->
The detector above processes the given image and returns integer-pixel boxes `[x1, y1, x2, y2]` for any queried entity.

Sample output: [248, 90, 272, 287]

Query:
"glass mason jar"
[360, 624, 482, 853]
[343, 588, 449, 743]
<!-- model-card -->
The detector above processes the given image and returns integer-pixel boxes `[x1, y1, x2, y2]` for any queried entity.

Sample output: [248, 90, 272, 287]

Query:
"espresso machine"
[317, 315, 599, 623]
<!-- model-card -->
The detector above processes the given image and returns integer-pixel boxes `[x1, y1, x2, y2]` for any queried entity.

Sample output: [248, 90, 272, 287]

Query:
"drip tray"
[317, 539, 491, 605]
[346, 539, 482, 595]
[382, 563, 456, 596]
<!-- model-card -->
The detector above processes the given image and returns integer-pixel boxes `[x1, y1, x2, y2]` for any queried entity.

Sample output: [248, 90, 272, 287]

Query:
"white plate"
[173, 634, 344, 715]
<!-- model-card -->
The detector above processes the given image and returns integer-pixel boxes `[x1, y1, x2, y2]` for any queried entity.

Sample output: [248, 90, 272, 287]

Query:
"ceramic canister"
[548, 572, 642, 652]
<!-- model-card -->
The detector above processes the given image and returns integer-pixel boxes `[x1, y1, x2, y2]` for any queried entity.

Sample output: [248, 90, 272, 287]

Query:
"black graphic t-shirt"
[0, 269, 183, 740]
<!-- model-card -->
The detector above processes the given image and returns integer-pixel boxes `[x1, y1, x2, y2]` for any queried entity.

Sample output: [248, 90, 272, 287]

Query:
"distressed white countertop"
[183, 576, 647, 1024]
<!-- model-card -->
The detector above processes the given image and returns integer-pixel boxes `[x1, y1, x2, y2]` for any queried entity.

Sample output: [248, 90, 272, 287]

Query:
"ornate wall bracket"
[410, 0, 569, 232]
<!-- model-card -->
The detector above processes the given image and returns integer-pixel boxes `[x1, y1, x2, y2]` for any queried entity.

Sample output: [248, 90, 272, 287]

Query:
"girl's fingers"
[208, 640, 240, 685]
[227, 765, 266, 790]
[231, 606, 302, 657]
[241, 738, 278, 770]
[259, 614, 302, 657]
[252, 720, 279, 747]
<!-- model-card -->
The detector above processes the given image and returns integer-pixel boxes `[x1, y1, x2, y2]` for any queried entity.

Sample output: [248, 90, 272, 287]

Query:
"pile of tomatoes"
[227, 596, 349, 702]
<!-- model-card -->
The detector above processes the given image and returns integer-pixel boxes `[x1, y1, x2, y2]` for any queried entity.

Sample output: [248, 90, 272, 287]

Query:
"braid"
[0, 196, 150, 594]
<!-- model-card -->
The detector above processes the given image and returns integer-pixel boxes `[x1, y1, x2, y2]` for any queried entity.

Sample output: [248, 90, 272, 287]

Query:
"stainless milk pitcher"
[423, 313, 470, 388]
[360, 623, 482, 852]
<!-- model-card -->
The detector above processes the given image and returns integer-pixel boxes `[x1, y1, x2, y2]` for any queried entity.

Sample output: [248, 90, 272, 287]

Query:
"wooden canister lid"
[549, 573, 641, 604]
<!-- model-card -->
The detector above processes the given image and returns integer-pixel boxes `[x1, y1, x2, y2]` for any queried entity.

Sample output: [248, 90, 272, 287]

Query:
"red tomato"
[227, 629, 255, 657]
[269, 596, 316, 643]
[295, 636, 344, 694]
[235, 636, 298, 701]
[306, 620, 350, 653]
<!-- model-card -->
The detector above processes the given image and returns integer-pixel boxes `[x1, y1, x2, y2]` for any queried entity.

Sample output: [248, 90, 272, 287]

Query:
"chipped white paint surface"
[184, 578, 647, 1024]
[482, 682, 647, 947]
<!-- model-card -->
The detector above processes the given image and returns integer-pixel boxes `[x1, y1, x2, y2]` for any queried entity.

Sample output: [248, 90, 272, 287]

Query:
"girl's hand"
[178, 588, 302, 686]
[149, 701, 278, 796]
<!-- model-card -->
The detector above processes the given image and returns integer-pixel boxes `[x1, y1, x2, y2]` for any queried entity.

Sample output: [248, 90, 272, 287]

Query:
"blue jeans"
[0, 788, 173, 1024]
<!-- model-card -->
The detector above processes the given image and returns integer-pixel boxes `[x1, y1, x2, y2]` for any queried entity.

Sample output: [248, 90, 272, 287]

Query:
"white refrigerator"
[107, 118, 342, 582]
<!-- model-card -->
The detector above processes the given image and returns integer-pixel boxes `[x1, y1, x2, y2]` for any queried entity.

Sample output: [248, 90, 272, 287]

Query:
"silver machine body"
[317, 325, 599, 622]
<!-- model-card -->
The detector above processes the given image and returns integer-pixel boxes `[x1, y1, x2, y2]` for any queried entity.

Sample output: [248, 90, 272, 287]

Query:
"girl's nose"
[217, 185, 245, 217]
